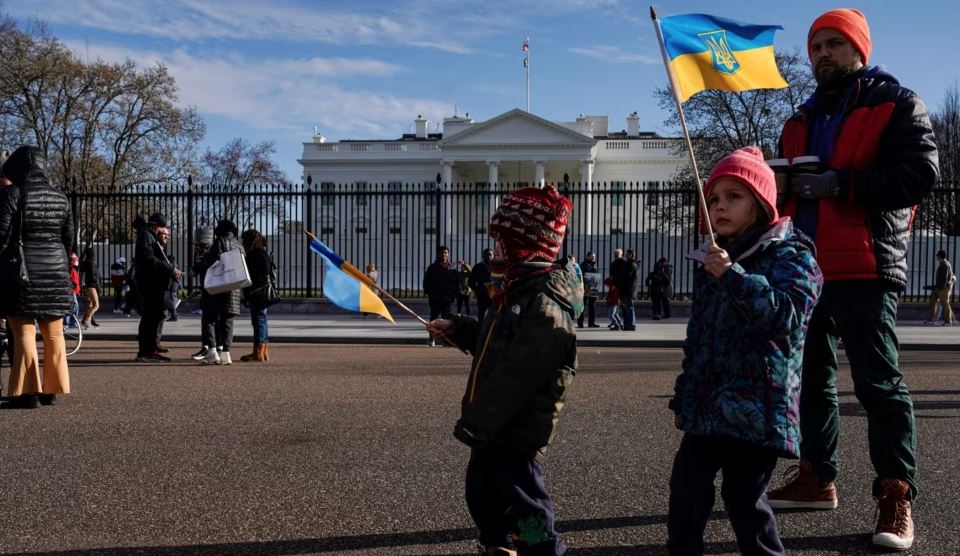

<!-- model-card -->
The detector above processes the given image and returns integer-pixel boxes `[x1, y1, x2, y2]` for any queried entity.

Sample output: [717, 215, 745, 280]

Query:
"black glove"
[791, 171, 839, 199]
[453, 420, 488, 448]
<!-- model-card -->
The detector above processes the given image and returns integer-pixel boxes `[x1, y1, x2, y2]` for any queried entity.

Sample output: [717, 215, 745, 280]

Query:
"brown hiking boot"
[872, 479, 914, 550]
[767, 459, 838, 510]
[240, 344, 261, 362]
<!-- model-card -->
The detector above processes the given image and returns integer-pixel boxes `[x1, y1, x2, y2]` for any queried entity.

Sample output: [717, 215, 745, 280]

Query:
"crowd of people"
[0, 7, 953, 556]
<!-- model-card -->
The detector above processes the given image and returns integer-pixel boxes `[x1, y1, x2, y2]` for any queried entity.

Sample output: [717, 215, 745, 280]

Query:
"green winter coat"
[450, 262, 582, 460]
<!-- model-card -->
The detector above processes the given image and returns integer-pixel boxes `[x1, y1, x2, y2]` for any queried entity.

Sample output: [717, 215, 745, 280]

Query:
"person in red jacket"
[765, 9, 939, 551]
[67, 252, 81, 327]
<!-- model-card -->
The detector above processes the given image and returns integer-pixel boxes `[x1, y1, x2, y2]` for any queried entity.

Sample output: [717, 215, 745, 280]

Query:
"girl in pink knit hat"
[667, 146, 823, 555]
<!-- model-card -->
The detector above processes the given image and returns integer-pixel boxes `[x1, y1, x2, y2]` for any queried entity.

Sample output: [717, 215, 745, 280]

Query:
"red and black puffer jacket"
[779, 67, 939, 289]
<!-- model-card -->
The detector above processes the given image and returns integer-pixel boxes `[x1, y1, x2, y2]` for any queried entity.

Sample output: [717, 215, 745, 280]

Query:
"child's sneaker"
[872, 479, 914, 550]
[767, 459, 838, 510]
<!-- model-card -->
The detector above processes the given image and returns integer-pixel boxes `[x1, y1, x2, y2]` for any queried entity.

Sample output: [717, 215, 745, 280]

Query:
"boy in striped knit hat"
[428, 185, 581, 556]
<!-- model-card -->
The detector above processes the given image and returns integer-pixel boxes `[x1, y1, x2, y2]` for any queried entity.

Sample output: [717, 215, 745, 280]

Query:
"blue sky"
[6, 0, 958, 182]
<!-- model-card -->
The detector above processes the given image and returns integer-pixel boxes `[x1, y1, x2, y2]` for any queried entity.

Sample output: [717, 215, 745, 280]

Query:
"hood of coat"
[509, 260, 584, 320]
[2, 146, 48, 186]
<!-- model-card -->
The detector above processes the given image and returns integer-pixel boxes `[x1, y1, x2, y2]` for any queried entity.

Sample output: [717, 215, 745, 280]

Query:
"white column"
[441, 161, 453, 185]
[534, 161, 545, 188]
[438, 161, 454, 243]
[581, 160, 595, 235]
[486, 161, 499, 219]
[487, 161, 499, 185]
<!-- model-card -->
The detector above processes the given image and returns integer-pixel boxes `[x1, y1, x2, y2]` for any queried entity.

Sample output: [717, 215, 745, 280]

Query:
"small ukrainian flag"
[660, 13, 788, 102]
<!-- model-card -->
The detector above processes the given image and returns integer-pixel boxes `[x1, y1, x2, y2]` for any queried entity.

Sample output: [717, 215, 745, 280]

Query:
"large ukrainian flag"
[307, 234, 395, 323]
[660, 14, 788, 102]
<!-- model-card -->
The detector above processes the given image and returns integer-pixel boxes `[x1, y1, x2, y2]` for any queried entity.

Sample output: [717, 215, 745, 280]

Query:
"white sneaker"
[200, 347, 220, 365]
[219, 351, 233, 365]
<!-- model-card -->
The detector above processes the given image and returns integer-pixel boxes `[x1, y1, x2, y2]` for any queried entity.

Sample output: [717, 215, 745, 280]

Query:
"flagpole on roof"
[523, 37, 531, 112]
[650, 6, 716, 244]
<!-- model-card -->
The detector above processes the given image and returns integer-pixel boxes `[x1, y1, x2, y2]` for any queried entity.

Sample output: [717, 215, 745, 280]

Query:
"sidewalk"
[85, 311, 960, 350]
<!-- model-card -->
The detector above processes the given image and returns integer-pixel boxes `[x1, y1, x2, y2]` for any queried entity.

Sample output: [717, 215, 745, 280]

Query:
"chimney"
[415, 115, 428, 139]
[627, 112, 640, 137]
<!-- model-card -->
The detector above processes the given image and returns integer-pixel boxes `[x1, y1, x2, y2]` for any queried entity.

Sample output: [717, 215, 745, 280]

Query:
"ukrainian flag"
[660, 14, 788, 102]
[307, 234, 395, 323]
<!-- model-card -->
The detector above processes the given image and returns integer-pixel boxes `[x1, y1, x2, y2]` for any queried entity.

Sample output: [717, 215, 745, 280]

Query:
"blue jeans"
[608, 305, 622, 328]
[251, 308, 269, 344]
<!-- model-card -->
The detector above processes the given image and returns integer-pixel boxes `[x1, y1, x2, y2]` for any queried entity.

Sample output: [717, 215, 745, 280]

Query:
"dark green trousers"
[799, 281, 917, 500]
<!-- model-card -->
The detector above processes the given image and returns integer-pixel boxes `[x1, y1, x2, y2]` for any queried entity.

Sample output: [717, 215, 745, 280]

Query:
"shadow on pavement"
[8, 513, 725, 555]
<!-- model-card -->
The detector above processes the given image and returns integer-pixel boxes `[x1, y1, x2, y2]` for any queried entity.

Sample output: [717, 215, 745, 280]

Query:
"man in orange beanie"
[767, 8, 939, 551]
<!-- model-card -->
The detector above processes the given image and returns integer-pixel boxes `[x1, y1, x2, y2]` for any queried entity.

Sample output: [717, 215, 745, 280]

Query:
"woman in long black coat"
[0, 146, 74, 409]
[193, 219, 244, 365]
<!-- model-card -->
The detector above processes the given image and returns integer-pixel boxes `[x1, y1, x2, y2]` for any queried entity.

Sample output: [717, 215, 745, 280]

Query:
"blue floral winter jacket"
[670, 219, 822, 458]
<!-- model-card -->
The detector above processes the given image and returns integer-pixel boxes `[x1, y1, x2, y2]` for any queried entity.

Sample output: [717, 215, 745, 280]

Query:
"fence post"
[69, 181, 80, 253]
[434, 180, 442, 253]
[186, 178, 195, 292]
[305, 179, 315, 298]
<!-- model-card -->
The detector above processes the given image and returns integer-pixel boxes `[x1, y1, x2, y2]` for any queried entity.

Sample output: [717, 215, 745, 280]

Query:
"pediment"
[440, 109, 596, 147]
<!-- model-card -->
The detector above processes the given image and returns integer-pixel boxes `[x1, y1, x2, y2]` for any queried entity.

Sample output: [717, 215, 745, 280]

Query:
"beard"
[814, 61, 861, 91]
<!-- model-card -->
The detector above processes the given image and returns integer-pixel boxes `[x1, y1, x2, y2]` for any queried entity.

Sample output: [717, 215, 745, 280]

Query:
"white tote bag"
[203, 248, 252, 294]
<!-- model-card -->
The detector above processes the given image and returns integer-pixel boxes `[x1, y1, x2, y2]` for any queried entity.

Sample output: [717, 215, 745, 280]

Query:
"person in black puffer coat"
[193, 219, 244, 365]
[0, 146, 74, 409]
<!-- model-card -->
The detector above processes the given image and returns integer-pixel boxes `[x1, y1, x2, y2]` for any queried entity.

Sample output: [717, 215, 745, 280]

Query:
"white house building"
[296, 109, 692, 290]
[298, 108, 684, 188]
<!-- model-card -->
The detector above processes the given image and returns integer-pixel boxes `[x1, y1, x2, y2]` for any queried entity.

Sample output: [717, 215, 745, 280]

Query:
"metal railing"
[67, 182, 960, 302]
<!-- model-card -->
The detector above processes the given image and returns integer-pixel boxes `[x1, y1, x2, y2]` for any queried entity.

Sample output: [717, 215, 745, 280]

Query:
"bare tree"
[926, 82, 960, 235]
[651, 49, 817, 231]
[0, 17, 205, 245]
[198, 138, 293, 230]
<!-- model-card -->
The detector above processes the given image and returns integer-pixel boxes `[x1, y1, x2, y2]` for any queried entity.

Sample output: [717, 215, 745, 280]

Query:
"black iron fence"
[68, 182, 960, 302]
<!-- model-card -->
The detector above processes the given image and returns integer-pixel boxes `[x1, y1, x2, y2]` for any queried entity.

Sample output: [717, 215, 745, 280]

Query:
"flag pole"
[650, 6, 716, 244]
[524, 37, 530, 112]
[304, 231, 468, 354]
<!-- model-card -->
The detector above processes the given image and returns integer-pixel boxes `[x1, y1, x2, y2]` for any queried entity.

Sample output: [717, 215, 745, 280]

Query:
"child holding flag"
[667, 147, 822, 555]
[427, 185, 581, 556]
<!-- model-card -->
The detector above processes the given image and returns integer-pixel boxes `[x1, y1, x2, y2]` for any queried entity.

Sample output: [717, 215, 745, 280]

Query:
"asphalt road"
[0, 343, 957, 555]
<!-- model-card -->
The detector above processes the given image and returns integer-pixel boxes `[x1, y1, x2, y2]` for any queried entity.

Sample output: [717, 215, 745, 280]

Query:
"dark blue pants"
[668, 434, 783, 556]
[465, 447, 565, 556]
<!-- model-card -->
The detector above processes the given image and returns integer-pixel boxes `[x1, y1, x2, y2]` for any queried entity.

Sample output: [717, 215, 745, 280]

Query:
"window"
[646, 181, 660, 206]
[425, 181, 438, 206]
[320, 216, 336, 235]
[610, 227, 624, 235]
[355, 226, 368, 234]
[424, 226, 437, 234]
[611, 181, 626, 207]
[389, 227, 402, 235]
[320, 182, 335, 206]
[475, 226, 487, 235]
[355, 181, 368, 206]
[387, 182, 403, 207]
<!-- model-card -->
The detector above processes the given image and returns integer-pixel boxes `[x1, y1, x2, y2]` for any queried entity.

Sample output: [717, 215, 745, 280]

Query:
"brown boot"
[261, 344, 269, 361]
[872, 479, 914, 550]
[767, 459, 838, 510]
[240, 344, 260, 362]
